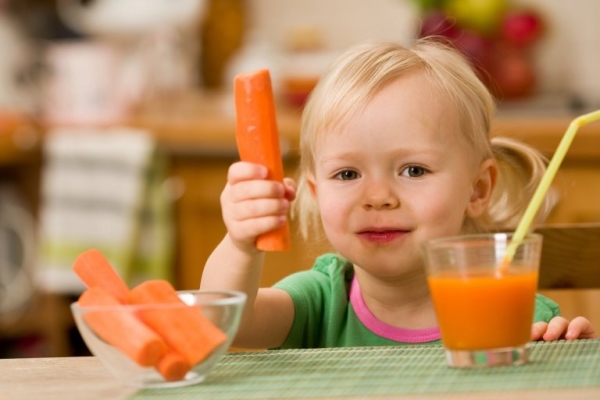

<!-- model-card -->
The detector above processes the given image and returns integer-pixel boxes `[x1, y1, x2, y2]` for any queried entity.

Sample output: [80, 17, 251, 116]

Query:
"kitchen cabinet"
[0, 118, 61, 357]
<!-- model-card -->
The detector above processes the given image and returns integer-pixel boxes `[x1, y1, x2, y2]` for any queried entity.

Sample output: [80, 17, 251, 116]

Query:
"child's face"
[307, 72, 494, 278]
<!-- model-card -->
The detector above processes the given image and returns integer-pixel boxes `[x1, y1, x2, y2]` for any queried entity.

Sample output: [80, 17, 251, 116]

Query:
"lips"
[356, 229, 408, 244]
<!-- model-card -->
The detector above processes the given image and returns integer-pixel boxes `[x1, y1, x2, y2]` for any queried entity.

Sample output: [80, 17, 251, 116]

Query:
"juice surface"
[427, 270, 538, 350]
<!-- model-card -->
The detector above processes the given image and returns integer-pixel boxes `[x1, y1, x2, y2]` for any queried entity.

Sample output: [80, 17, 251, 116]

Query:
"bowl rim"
[70, 289, 247, 312]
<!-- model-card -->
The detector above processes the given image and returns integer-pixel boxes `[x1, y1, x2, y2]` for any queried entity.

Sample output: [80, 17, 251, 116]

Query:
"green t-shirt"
[273, 253, 561, 349]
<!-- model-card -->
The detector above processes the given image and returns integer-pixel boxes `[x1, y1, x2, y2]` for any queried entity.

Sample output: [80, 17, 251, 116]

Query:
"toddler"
[201, 39, 596, 349]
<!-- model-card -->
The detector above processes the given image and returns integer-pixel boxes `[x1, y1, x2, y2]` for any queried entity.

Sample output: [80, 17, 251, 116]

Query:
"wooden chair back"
[535, 223, 600, 289]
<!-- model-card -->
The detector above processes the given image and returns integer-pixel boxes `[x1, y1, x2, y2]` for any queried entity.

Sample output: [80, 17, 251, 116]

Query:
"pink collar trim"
[350, 276, 441, 343]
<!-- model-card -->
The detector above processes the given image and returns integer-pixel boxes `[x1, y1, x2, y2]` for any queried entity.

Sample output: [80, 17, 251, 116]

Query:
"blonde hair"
[292, 38, 550, 239]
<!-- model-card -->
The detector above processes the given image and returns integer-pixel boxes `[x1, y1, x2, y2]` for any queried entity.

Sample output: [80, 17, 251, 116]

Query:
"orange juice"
[427, 269, 538, 350]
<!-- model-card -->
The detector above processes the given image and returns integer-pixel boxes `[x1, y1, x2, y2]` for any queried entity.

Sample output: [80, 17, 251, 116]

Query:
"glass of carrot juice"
[424, 233, 542, 368]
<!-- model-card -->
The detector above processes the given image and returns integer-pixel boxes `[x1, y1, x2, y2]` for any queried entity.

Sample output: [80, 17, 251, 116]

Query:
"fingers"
[531, 321, 548, 341]
[221, 193, 289, 252]
[226, 194, 290, 222]
[532, 316, 598, 342]
[564, 316, 598, 340]
[226, 162, 296, 203]
[227, 162, 268, 184]
[221, 161, 295, 251]
[542, 316, 569, 341]
[226, 179, 286, 203]
[530, 318, 569, 341]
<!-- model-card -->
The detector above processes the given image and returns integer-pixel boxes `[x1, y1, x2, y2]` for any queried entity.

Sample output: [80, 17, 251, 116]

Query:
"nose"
[362, 178, 400, 210]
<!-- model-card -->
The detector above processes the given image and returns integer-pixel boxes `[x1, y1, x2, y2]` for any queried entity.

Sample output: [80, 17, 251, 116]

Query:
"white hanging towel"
[36, 126, 174, 294]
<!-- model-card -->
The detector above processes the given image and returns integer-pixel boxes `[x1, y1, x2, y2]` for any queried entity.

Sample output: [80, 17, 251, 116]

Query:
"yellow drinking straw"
[502, 109, 600, 267]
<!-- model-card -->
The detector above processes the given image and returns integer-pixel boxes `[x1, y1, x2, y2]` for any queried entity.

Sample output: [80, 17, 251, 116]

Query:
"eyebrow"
[318, 146, 446, 162]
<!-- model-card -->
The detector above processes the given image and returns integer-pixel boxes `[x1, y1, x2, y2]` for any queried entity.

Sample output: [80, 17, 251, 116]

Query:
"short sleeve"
[273, 254, 352, 348]
[534, 293, 561, 323]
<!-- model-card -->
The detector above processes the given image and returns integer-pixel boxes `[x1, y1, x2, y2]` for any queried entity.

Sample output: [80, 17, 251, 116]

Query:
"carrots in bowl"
[72, 249, 226, 382]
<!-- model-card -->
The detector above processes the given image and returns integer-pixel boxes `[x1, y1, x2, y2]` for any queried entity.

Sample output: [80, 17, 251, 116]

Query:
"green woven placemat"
[130, 340, 600, 399]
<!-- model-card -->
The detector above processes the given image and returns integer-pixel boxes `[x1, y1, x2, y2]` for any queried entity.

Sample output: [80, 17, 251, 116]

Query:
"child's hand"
[531, 316, 597, 341]
[221, 161, 296, 253]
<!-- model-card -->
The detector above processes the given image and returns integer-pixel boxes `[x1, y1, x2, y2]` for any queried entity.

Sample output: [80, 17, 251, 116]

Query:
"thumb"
[531, 321, 548, 341]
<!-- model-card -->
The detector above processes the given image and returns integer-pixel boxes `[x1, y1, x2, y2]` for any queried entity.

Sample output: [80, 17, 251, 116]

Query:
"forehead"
[316, 73, 463, 150]
[360, 72, 454, 126]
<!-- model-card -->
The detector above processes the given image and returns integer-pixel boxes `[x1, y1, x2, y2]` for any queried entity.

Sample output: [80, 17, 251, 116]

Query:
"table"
[2, 340, 600, 400]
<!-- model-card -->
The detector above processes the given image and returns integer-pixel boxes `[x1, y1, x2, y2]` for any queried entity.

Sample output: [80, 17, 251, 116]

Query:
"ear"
[306, 172, 317, 198]
[466, 158, 497, 218]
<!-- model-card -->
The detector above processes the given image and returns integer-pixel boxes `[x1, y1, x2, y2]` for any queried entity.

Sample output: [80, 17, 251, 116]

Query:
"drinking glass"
[424, 233, 542, 368]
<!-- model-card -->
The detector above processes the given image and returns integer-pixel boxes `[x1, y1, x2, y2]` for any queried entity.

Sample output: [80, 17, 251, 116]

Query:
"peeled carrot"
[156, 350, 191, 382]
[77, 287, 167, 367]
[234, 68, 291, 251]
[73, 249, 129, 303]
[127, 280, 227, 366]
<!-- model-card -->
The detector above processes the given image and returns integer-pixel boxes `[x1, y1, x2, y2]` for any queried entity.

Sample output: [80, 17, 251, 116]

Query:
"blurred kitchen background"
[0, 0, 599, 358]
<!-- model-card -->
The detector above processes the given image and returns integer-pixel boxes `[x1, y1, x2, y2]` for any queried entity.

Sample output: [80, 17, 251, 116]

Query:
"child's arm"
[200, 161, 296, 349]
[531, 316, 597, 341]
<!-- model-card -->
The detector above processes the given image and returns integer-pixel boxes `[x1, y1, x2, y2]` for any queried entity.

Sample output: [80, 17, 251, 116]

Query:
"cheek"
[315, 188, 352, 233]
[317, 193, 344, 222]
[416, 188, 470, 231]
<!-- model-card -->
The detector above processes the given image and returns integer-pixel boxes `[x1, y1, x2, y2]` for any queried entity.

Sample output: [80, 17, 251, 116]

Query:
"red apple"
[451, 28, 493, 65]
[484, 44, 536, 99]
[501, 9, 544, 48]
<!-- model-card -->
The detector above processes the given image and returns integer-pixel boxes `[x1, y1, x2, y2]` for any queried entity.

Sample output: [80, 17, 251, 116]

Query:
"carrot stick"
[73, 249, 129, 303]
[156, 350, 191, 382]
[234, 68, 291, 251]
[77, 287, 167, 367]
[127, 280, 228, 366]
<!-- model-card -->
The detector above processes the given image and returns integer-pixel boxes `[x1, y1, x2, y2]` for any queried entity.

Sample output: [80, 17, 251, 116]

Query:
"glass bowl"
[71, 289, 246, 388]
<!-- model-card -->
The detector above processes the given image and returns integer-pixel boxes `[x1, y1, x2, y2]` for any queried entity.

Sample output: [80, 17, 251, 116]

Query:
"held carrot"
[72, 249, 129, 303]
[127, 280, 227, 366]
[77, 287, 167, 367]
[234, 68, 291, 251]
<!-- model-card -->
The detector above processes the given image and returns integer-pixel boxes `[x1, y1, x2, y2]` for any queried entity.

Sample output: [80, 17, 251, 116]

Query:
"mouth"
[356, 229, 409, 244]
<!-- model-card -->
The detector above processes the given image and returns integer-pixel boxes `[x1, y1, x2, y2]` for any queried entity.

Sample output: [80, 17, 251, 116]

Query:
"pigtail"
[482, 137, 553, 231]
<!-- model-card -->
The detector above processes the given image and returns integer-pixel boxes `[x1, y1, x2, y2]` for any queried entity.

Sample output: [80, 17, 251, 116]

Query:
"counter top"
[0, 90, 581, 161]
[129, 92, 600, 160]
[129, 92, 302, 156]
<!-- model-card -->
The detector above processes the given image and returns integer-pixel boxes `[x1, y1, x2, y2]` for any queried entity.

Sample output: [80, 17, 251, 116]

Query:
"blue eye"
[402, 165, 426, 178]
[335, 170, 359, 180]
